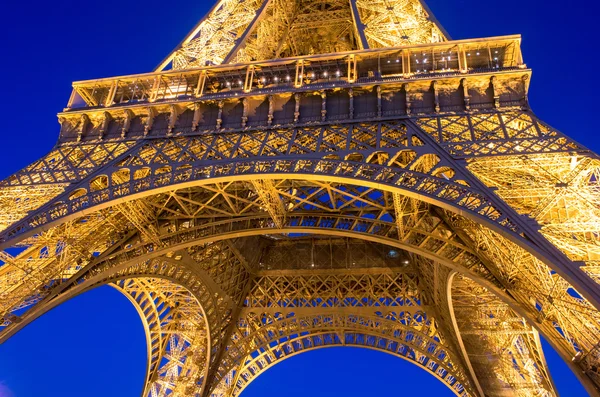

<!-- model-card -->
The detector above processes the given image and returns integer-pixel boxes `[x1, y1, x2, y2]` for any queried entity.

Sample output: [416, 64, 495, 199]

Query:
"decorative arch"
[1, 173, 599, 394]
[2, 151, 596, 315]
[215, 312, 472, 397]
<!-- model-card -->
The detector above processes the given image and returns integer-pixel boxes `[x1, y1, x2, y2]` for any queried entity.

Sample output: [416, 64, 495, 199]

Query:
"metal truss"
[158, 0, 447, 70]
[451, 274, 554, 396]
[115, 277, 208, 397]
[0, 173, 594, 395]
[1, 1, 600, 396]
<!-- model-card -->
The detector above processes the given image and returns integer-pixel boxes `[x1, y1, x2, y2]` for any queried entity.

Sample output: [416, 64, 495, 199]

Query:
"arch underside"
[1, 116, 599, 395]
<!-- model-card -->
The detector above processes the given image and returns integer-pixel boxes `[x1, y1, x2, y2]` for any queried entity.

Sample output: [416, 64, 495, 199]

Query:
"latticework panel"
[115, 278, 208, 397]
[0, 170, 597, 394]
[450, 274, 554, 397]
[210, 269, 474, 397]
[168, 0, 446, 69]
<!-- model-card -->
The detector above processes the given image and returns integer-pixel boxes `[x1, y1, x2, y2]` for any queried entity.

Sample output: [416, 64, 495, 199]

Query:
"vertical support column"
[192, 103, 202, 131]
[432, 81, 440, 113]
[521, 74, 530, 108]
[376, 86, 382, 118]
[195, 71, 207, 97]
[216, 101, 224, 130]
[174, 75, 183, 99]
[99, 111, 112, 140]
[244, 66, 255, 93]
[490, 76, 500, 109]
[461, 78, 471, 111]
[145, 107, 156, 137]
[149, 77, 161, 102]
[122, 109, 134, 138]
[402, 49, 411, 78]
[58, 117, 67, 137]
[348, 88, 354, 120]
[295, 60, 304, 88]
[458, 45, 468, 73]
[294, 93, 301, 123]
[106, 80, 119, 106]
[267, 95, 274, 126]
[77, 114, 90, 143]
[347, 54, 358, 83]
[321, 91, 327, 122]
[168, 105, 179, 135]
[515, 39, 525, 68]
[404, 84, 412, 116]
[241, 98, 249, 128]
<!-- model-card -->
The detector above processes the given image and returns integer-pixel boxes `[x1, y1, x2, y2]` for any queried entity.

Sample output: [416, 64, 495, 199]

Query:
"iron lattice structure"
[1, 0, 600, 396]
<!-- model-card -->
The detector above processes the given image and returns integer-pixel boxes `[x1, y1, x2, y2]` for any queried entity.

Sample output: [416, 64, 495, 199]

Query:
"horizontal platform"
[66, 35, 525, 111]
[57, 69, 532, 146]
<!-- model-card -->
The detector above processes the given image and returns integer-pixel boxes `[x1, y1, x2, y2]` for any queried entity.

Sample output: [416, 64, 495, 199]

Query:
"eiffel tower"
[1, 0, 599, 395]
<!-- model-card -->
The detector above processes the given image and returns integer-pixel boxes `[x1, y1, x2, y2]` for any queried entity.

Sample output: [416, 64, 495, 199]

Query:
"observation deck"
[57, 35, 530, 147]
[67, 35, 525, 111]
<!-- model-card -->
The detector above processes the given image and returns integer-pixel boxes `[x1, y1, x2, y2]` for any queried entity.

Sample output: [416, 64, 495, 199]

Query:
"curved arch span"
[231, 335, 469, 397]
[2, 174, 599, 393]
[2, 167, 597, 315]
[3, 272, 212, 397]
[213, 310, 473, 397]
[2, 229, 594, 396]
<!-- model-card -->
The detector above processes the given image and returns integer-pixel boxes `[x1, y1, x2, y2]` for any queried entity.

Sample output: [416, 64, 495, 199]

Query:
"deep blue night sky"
[0, 0, 595, 396]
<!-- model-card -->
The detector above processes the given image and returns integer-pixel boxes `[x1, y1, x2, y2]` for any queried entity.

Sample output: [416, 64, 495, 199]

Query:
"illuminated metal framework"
[1, 1, 599, 396]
